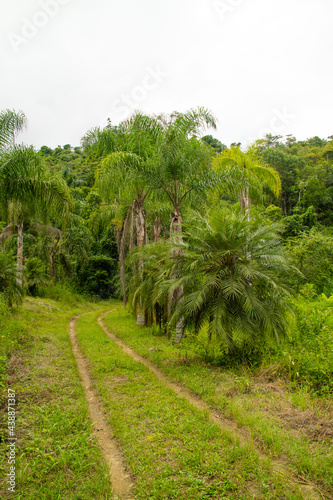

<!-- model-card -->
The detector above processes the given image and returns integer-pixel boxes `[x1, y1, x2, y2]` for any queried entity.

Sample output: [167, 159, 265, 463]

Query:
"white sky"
[1, 0, 332, 149]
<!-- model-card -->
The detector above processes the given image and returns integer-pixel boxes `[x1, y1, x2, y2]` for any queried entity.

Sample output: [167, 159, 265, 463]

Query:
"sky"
[1, 0, 332, 149]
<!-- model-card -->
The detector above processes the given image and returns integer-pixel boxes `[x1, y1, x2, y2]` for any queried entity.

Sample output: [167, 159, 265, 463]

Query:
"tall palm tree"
[147, 107, 217, 339]
[96, 112, 162, 321]
[139, 107, 217, 235]
[0, 146, 72, 283]
[81, 125, 121, 159]
[97, 151, 145, 310]
[213, 146, 281, 214]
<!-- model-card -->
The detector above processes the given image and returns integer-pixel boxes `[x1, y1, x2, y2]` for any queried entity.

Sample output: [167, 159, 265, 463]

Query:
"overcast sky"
[1, 0, 332, 149]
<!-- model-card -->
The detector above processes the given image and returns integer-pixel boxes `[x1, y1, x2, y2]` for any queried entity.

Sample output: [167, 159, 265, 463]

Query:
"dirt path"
[69, 316, 133, 500]
[98, 311, 323, 500]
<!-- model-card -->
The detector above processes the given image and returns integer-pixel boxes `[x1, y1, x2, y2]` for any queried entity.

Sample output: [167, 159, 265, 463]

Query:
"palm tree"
[0, 146, 72, 283]
[96, 112, 162, 321]
[169, 206, 296, 353]
[139, 107, 217, 235]
[213, 146, 281, 214]
[0, 109, 26, 152]
[81, 125, 121, 159]
[97, 151, 145, 310]
[148, 107, 217, 339]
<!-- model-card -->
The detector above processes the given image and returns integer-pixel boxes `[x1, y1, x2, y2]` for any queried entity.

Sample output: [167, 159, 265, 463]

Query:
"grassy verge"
[75, 309, 310, 499]
[102, 304, 333, 497]
[0, 297, 113, 499]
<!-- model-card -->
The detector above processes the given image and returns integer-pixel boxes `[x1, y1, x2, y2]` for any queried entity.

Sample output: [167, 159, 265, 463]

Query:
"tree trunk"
[170, 205, 185, 341]
[134, 199, 146, 325]
[50, 253, 54, 280]
[129, 206, 136, 277]
[116, 227, 127, 307]
[16, 216, 24, 286]
[154, 217, 161, 243]
[238, 192, 245, 210]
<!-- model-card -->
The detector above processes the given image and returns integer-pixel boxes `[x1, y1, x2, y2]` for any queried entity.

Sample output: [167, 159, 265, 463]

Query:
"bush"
[38, 282, 84, 305]
[265, 295, 333, 396]
[76, 255, 116, 298]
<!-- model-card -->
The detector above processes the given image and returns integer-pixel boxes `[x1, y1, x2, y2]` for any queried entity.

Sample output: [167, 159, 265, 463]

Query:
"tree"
[286, 228, 333, 294]
[201, 135, 226, 154]
[81, 126, 121, 159]
[137, 107, 217, 338]
[0, 146, 72, 283]
[169, 207, 295, 354]
[97, 151, 145, 310]
[213, 146, 281, 213]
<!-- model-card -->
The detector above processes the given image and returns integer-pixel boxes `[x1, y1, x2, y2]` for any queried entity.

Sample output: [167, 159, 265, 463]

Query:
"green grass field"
[1, 298, 332, 499]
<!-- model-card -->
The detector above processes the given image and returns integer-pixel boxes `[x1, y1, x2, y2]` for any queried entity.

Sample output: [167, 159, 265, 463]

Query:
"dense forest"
[1, 107, 333, 393]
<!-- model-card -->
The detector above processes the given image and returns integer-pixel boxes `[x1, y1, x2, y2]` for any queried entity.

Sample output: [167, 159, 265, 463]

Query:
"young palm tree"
[169, 206, 296, 353]
[0, 146, 72, 283]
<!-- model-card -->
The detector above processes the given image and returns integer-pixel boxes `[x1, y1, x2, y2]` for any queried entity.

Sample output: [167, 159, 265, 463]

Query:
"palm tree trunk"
[50, 253, 54, 280]
[129, 206, 136, 277]
[244, 187, 251, 221]
[154, 217, 161, 242]
[239, 192, 245, 210]
[17, 216, 24, 286]
[134, 199, 146, 325]
[170, 205, 185, 341]
[116, 227, 127, 307]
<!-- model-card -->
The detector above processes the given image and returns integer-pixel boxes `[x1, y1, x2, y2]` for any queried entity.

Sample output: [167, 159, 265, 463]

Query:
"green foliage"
[76, 255, 117, 298]
[0, 252, 23, 306]
[37, 282, 84, 305]
[264, 204, 283, 221]
[266, 295, 333, 395]
[173, 207, 294, 352]
[201, 135, 226, 154]
[0, 146, 73, 223]
[283, 205, 317, 238]
[286, 228, 333, 294]
[24, 257, 49, 296]
[0, 108, 26, 151]
[129, 207, 296, 354]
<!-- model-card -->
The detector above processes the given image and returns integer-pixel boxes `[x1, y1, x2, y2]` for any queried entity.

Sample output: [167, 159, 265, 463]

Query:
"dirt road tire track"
[69, 315, 134, 500]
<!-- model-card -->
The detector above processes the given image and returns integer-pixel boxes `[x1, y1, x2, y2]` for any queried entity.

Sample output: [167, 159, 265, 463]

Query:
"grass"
[1, 296, 330, 499]
[75, 309, 309, 499]
[0, 297, 113, 499]
[101, 304, 333, 498]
